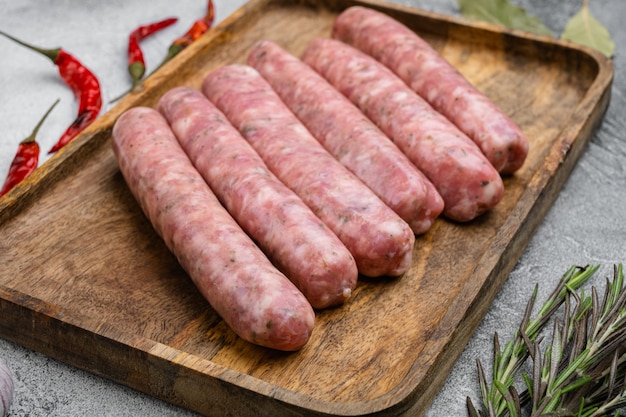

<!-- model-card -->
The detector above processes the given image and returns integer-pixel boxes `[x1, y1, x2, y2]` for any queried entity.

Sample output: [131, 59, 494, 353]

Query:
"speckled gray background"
[0, 0, 624, 416]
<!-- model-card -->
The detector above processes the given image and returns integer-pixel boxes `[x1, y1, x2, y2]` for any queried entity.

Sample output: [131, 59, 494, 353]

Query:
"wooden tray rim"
[0, 0, 615, 415]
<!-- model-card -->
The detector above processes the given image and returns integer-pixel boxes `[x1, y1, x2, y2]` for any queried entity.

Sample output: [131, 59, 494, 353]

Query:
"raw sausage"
[247, 40, 444, 235]
[157, 86, 358, 309]
[111, 106, 315, 351]
[302, 38, 504, 222]
[332, 6, 529, 174]
[201, 64, 415, 277]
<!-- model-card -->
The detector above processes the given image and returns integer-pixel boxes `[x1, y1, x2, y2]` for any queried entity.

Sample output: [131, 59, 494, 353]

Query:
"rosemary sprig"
[467, 264, 601, 417]
[526, 264, 626, 417]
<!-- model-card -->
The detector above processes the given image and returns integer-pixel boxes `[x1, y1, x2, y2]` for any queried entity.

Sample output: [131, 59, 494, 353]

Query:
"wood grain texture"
[0, 0, 613, 415]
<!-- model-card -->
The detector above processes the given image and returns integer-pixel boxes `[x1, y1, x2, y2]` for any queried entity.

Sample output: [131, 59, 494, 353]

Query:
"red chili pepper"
[0, 99, 60, 197]
[157, 0, 215, 69]
[110, 1, 215, 104]
[0, 31, 102, 154]
[127, 17, 178, 89]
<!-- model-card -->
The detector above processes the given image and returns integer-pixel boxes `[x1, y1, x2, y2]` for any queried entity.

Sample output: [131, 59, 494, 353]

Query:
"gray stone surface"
[0, 0, 624, 416]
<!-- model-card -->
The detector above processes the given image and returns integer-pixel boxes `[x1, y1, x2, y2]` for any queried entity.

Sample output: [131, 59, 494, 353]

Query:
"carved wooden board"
[0, 0, 613, 415]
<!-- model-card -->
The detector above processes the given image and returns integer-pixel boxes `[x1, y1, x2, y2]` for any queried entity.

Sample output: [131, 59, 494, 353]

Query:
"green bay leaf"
[457, 0, 553, 36]
[561, 5, 615, 58]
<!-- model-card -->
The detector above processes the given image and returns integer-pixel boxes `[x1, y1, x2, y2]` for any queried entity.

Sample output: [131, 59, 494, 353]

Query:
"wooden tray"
[0, 0, 613, 415]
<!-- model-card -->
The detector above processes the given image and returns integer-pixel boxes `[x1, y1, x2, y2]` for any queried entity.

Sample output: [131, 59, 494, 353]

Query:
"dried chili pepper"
[155, 0, 215, 71]
[0, 31, 102, 154]
[109, 1, 215, 104]
[127, 17, 178, 90]
[0, 99, 60, 197]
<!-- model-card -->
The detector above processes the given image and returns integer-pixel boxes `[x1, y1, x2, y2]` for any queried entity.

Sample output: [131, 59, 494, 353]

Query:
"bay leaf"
[457, 0, 553, 36]
[561, 5, 615, 58]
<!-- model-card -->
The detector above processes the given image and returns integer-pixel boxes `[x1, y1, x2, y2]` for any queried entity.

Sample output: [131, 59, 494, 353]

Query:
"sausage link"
[332, 6, 529, 174]
[302, 38, 504, 222]
[247, 40, 444, 235]
[157, 86, 358, 309]
[112, 106, 315, 351]
[201, 64, 415, 277]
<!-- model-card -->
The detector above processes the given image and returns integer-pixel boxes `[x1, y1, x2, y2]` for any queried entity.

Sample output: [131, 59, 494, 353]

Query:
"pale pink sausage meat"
[302, 38, 504, 223]
[332, 6, 529, 175]
[111, 106, 315, 351]
[157, 86, 358, 309]
[201, 64, 415, 277]
[247, 40, 444, 235]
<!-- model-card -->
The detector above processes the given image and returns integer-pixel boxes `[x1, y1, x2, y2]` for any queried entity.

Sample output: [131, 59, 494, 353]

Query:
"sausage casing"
[157, 86, 358, 309]
[248, 40, 444, 235]
[202, 64, 415, 277]
[302, 38, 504, 222]
[112, 106, 315, 350]
[332, 6, 529, 174]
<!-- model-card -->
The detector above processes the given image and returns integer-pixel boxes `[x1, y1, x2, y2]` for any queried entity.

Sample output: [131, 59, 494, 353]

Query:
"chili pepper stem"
[151, 44, 183, 75]
[109, 61, 149, 103]
[109, 90, 129, 104]
[109, 84, 144, 104]
[0, 30, 60, 63]
[23, 99, 61, 144]
[129, 61, 146, 89]
[110, 52, 171, 103]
